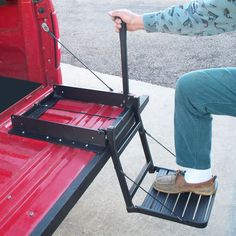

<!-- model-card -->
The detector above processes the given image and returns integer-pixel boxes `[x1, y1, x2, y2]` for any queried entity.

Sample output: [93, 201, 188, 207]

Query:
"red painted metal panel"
[0, 0, 62, 85]
[0, 87, 124, 235]
[40, 99, 123, 129]
[0, 134, 95, 235]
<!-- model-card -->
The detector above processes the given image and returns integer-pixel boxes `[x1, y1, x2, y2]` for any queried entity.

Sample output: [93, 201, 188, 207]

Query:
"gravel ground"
[53, 0, 236, 88]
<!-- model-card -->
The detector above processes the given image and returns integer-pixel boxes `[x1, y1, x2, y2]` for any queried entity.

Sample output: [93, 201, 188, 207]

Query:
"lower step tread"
[137, 168, 217, 228]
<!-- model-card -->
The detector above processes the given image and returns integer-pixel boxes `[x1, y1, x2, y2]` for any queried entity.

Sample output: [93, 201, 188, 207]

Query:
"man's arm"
[143, 0, 236, 36]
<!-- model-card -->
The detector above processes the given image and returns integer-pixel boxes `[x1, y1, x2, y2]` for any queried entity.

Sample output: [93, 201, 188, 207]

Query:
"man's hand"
[109, 9, 144, 32]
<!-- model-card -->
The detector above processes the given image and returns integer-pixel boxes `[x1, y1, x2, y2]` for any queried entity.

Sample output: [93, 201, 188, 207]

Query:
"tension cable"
[145, 130, 176, 158]
[41, 23, 114, 92]
[120, 170, 183, 222]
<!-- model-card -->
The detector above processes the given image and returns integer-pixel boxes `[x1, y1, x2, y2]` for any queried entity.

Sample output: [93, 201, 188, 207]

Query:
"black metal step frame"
[105, 19, 217, 229]
[107, 101, 155, 210]
[9, 85, 147, 153]
[107, 103, 217, 228]
[9, 84, 216, 228]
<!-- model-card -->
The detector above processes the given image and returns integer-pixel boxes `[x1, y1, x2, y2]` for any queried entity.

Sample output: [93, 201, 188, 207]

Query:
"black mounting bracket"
[9, 85, 149, 154]
[10, 114, 107, 153]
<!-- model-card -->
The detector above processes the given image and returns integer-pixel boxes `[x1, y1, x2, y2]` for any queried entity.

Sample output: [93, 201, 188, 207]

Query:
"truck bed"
[0, 76, 40, 113]
[0, 83, 124, 235]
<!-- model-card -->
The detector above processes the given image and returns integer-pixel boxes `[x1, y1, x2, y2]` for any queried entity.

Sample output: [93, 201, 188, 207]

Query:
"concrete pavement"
[54, 63, 236, 236]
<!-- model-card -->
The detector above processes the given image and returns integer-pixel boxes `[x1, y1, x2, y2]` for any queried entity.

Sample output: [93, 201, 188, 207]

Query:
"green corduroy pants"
[175, 67, 236, 169]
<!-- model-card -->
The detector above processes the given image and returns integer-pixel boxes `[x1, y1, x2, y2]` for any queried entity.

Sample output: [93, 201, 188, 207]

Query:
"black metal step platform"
[133, 168, 217, 228]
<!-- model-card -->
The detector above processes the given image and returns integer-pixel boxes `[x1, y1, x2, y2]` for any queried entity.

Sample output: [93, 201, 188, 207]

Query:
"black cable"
[145, 130, 176, 158]
[120, 170, 183, 221]
[40, 105, 115, 120]
[41, 23, 114, 92]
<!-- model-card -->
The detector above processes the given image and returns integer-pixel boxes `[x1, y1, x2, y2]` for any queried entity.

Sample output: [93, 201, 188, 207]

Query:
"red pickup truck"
[0, 0, 217, 235]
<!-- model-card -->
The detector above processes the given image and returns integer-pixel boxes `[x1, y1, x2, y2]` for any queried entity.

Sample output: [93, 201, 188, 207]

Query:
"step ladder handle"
[119, 20, 129, 95]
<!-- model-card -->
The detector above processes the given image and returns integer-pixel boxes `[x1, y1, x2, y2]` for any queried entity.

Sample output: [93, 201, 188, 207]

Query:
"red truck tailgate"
[0, 136, 94, 235]
[0, 85, 124, 235]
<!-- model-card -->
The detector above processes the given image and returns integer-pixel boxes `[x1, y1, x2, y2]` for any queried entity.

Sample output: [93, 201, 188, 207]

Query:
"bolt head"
[28, 211, 35, 217]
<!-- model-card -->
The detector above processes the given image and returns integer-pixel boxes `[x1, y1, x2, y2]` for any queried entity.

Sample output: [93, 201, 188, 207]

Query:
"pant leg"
[175, 67, 236, 169]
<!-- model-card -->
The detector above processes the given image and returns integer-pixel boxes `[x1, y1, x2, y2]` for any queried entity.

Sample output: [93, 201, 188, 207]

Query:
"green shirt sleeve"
[143, 0, 236, 36]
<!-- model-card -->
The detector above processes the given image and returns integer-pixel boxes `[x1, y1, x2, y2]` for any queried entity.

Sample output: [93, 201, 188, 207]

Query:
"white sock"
[183, 167, 212, 184]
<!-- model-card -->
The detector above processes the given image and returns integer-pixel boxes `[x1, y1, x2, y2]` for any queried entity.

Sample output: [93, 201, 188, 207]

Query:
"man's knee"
[176, 71, 197, 94]
[175, 70, 202, 102]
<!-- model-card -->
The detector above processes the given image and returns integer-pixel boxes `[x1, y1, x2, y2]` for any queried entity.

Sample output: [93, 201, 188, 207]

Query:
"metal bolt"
[85, 144, 89, 148]
[120, 104, 123, 107]
[123, 100, 126, 104]
[61, 91, 64, 94]
[48, 59, 51, 63]
[7, 195, 12, 200]
[92, 137, 94, 140]
[38, 8, 45, 14]
[22, 131, 25, 134]
[46, 136, 50, 140]
[72, 141, 75, 145]
[59, 139, 62, 142]
[28, 211, 35, 217]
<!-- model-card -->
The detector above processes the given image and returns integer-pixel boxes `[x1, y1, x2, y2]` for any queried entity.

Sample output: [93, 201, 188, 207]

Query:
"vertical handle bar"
[119, 20, 129, 95]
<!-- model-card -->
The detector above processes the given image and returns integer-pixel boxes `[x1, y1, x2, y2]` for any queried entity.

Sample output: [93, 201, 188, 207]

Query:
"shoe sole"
[153, 186, 216, 196]
[153, 181, 218, 196]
